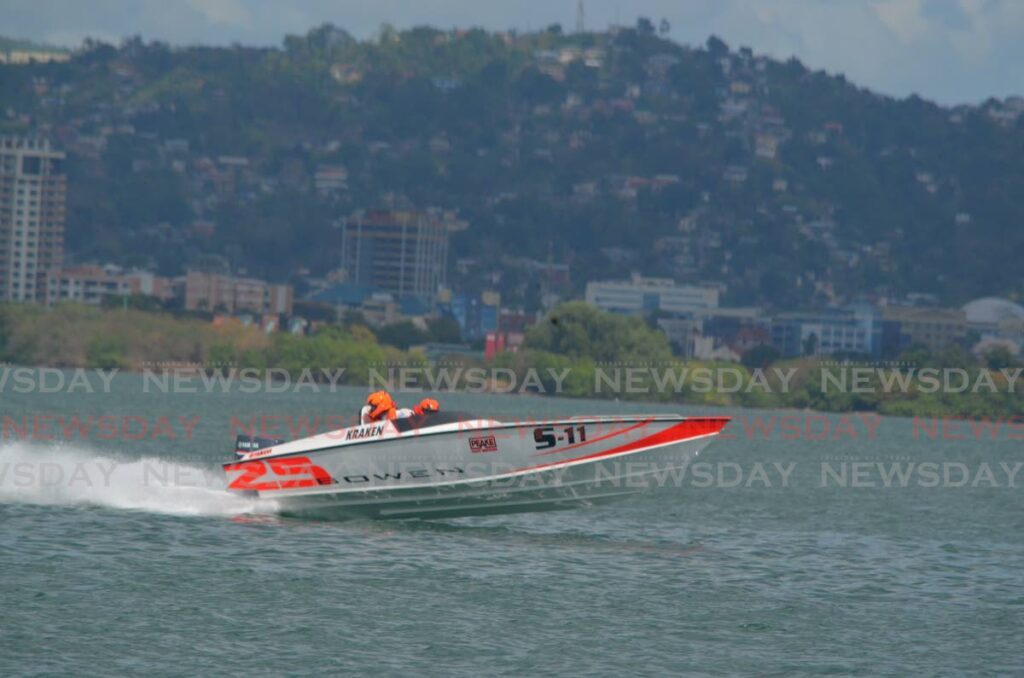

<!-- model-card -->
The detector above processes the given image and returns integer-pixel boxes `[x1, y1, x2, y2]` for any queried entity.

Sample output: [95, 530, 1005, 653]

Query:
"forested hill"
[2, 23, 1023, 308]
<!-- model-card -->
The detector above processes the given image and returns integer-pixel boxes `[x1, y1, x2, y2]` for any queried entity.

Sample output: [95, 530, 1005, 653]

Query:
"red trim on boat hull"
[513, 417, 729, 474]
[533, 417, 654, 457]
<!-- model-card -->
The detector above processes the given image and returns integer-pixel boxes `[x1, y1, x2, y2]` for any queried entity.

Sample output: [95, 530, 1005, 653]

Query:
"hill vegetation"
[2, 23, 1023, 308]
[2, 302, 1021, 418]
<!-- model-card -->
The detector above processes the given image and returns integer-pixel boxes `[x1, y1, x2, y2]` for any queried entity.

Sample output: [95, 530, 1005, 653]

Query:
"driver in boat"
[359, 391, 440, 424]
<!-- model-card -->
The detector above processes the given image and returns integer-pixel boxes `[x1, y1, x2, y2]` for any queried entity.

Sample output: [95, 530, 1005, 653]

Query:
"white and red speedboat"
[224, 412, 730, 519]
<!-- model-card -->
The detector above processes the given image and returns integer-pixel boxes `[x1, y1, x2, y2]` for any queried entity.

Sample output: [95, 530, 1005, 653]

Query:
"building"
[0, 137, 66, 302]
[771, 304, 881, 358]
[880, 305, 967, 355]
[0, 50, 70, 65]
[183, 271, 292, 315]
[585, 275, 719, 316]
[45, 266, 132, 306]
[484, 331, 524, 360]
[692, 335, 741, 362]
[314, 165, 348, 194]
[341, 209, 450, 302]
[120, 269, 175, 301]
[44, 265, 175, 307]
[962, 297, 1024, 340]
[306, 282, 430, 327]
[657, 317, 702, 356]
[443, 290, 500, 341]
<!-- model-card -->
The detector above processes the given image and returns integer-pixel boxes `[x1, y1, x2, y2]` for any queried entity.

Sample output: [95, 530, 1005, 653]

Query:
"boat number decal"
[533, 425, 587, 450]
[469, 435, 498, 453]
[226, 456, 334, 491]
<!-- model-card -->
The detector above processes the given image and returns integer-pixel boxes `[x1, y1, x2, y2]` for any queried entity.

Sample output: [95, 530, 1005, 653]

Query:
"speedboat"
[224, 412, 730, 519]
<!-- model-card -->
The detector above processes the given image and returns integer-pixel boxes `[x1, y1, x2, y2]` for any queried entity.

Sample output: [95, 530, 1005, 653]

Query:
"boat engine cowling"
[234, 434, 286, 459]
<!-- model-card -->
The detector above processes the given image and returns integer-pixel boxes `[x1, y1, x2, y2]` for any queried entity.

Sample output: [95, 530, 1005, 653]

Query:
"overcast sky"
[2, 0, 1022, 105]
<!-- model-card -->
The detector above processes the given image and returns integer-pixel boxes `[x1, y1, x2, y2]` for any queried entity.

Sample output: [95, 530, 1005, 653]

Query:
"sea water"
[1, 372, 1021, 675]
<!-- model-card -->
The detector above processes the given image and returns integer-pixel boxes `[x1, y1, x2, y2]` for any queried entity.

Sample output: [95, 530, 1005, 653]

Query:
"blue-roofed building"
[308, 283, 380, 308]
[399, 296, 431, 317]
[306, 283, 434, 328]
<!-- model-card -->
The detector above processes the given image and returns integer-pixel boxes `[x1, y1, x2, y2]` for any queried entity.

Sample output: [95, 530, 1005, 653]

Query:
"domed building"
[962, 297, 1024, 338]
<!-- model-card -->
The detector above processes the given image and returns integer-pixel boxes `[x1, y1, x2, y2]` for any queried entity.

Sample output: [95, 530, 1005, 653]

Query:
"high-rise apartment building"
[0, 137, 66, 302]
[341, 209, 449, 302]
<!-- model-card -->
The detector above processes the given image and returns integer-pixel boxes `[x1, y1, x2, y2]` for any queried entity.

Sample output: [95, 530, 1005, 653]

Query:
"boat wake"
[0, 442, 277, 517]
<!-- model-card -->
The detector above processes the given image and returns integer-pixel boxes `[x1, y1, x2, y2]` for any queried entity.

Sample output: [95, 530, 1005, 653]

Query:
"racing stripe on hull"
[512, 417, 729, 475]
[532, 417, 654, 457]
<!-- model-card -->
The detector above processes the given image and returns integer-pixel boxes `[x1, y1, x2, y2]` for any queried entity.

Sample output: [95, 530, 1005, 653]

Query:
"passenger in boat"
[360, 390, 397, 423]
[359, 392, 442, 424]
[413, 398, 440, 416]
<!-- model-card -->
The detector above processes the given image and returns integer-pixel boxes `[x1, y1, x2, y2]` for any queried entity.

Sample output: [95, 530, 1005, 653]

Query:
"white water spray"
[0, 442, 278, 517]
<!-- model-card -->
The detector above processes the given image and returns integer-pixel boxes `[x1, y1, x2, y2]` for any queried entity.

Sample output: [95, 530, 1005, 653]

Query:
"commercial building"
[0, 137, 66, 302]
[771, 304, 881, 357]
[443, 290, 500, 341]
[585, 275, 719, 316]
[341, 209, 449, 303]
[880, 305, 967, 355]
[184, 271, 292, 315]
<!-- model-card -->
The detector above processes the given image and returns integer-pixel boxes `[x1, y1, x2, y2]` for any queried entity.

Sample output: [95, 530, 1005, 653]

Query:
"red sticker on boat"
[469, 435, 498, 453]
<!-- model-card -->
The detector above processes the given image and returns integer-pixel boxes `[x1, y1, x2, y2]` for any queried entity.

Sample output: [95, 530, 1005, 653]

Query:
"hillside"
[2, 23, 1023, 309]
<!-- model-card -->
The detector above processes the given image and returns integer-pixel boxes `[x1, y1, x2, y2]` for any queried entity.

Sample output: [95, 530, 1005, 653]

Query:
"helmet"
[416, 398, 440, 414]
[366, 390, 396, 420]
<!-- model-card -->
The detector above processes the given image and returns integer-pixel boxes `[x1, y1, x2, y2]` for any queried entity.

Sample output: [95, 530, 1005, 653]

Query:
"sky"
[2, 0, 1022, 105]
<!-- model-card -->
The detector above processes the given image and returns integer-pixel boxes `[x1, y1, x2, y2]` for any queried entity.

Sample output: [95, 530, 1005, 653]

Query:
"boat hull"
[224, 415, 729, 520]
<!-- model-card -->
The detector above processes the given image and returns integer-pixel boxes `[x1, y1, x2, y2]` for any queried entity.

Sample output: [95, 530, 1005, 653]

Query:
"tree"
[427, 316, 462, 343]
[802, 332, 819, 357]
[984, 346, 1018, 370]
[706, 35, 729, 56]
[742, 345, 780, 369]
[525, 302, 672, 363]
[376, 321, 429, 350]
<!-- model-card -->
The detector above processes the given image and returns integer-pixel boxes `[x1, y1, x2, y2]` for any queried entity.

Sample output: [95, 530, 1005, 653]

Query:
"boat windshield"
[391, 411, 480, 433]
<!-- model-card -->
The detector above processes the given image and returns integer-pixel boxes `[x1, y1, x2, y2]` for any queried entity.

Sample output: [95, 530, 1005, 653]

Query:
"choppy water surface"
[1, 373, 1022, 675]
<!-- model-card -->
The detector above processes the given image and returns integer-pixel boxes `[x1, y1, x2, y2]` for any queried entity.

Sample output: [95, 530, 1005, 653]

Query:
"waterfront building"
[0, 137, 66, 302]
